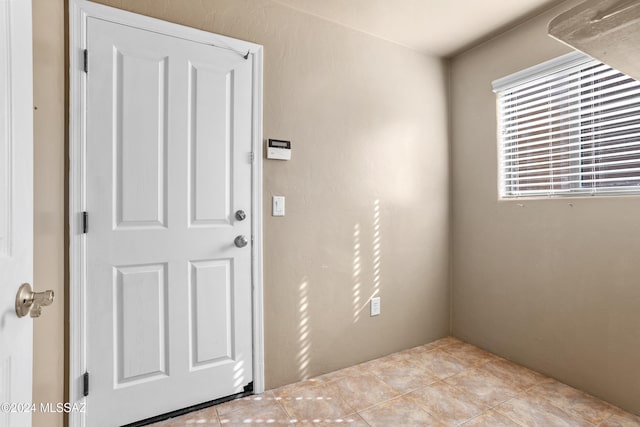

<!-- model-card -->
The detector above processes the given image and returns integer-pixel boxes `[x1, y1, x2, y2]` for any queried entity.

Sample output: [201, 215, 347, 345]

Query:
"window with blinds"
[492, 51, 640, 198]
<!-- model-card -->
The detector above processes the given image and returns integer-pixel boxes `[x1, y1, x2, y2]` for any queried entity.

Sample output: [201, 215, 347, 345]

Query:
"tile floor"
[150, 337, 640, 426]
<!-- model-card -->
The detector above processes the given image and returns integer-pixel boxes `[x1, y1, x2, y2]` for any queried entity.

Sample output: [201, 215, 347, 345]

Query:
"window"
[493, 51, 640, 198]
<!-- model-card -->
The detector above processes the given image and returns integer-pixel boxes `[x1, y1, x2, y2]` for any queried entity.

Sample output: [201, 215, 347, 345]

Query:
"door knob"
[15, 283, 54, 318]
[234, 235, 248, 248]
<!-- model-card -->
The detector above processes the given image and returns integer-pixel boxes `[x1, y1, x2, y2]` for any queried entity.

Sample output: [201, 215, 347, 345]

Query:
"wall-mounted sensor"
[267, 139, 291, 160]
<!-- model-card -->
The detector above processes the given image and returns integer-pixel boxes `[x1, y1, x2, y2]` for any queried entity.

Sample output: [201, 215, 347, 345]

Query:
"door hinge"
[83, 372, 89, 397]
[83, 49, 88, 73]
[250, 152, 255, 163]
[82, 211, 88, 234]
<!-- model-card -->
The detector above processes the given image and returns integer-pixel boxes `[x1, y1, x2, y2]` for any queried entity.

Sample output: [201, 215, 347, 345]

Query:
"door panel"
[0, 1, 33, 427]
[0, 5, 9, 259]
[115, 263, 168, 385]
[115, 49, 168, 229]
[188, 63, 233, 226]
[190, 258, 234, 367]
[86, 17, 253, 426]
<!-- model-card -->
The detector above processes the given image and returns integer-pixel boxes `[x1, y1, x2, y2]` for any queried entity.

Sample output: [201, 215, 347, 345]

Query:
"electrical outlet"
[370, 297, 381, 316]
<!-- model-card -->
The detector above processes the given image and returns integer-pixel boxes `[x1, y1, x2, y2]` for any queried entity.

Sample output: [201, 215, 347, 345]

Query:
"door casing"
[68, 2, 264, 425]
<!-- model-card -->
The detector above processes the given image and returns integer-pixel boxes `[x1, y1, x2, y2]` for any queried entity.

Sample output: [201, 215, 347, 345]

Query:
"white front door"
[0, 1, 33, 427]
[85, 17, 254, 426]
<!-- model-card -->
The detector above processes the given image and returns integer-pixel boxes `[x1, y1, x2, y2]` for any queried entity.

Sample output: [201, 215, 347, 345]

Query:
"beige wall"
[450, 0, 640, 415]
[32, 1, 450, 424]
[33, 0, 66, 426]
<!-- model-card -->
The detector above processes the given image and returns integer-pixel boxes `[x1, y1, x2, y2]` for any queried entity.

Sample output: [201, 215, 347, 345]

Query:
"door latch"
[15, 283, 55, 318]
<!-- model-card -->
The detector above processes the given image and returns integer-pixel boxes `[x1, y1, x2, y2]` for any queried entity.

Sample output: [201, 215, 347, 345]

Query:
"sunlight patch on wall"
[352, 223, 362, 323]
[233, 357, 245, 388]
[296, 278, 311, 379]
[371, 199, 381, 300]
[352, 200, 384, 322]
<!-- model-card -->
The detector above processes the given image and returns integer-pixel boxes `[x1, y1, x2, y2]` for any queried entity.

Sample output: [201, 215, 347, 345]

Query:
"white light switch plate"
[370, 297, 381, 316]
[272, 196, 285, 216]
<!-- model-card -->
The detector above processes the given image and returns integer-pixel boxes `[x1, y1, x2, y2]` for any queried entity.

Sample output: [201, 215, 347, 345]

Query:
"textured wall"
[32, 0, 66, 426]
[450, 0, 640, 415]
[31, 2, 449, 421]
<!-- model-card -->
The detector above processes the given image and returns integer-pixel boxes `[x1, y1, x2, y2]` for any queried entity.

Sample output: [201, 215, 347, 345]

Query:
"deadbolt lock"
[15, 283, 55, 318]
[235, 210, 247, 221]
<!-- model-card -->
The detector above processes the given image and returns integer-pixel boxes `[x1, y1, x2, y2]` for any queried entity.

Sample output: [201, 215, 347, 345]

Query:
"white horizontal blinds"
[495, 52, 640, 197]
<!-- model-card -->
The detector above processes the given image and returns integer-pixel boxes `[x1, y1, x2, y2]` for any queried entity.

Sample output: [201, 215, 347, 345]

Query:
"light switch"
[272, 196, 285, 216]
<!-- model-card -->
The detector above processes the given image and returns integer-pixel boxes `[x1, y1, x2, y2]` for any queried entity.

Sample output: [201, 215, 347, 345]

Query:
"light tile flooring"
[150, 337, 640, 426]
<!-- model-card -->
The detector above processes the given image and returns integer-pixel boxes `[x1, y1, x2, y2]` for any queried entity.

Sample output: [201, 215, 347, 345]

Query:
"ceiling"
[273, 0, 565, 56]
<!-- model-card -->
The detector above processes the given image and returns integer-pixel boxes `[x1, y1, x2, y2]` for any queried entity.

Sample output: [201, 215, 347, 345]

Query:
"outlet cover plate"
[370, 297, 381, 316]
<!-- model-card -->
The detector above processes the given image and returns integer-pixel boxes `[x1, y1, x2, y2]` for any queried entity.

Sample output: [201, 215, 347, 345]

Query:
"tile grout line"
[317, 367, 403, 416]
[272, 382, 367, 426]
[319, 344, 458, 424]
[271, 393, 296, 425]
[440, 360, 581, 427]
[351, 411, 373, 427]
[487, 391, 534, 427]
[597, 410, 619, 426]
[399, 385, 459, 426]
[390, 342, 493, 425]
[494, 389, 598, 427]
[526, 388, 606, 426]
[492, 404, 528, 427]
[404, 347, 540, 426]
[352, 384, 432, 415]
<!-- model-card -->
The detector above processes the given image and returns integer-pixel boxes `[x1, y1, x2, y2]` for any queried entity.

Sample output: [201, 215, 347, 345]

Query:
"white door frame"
[68, 2, 264, 425]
